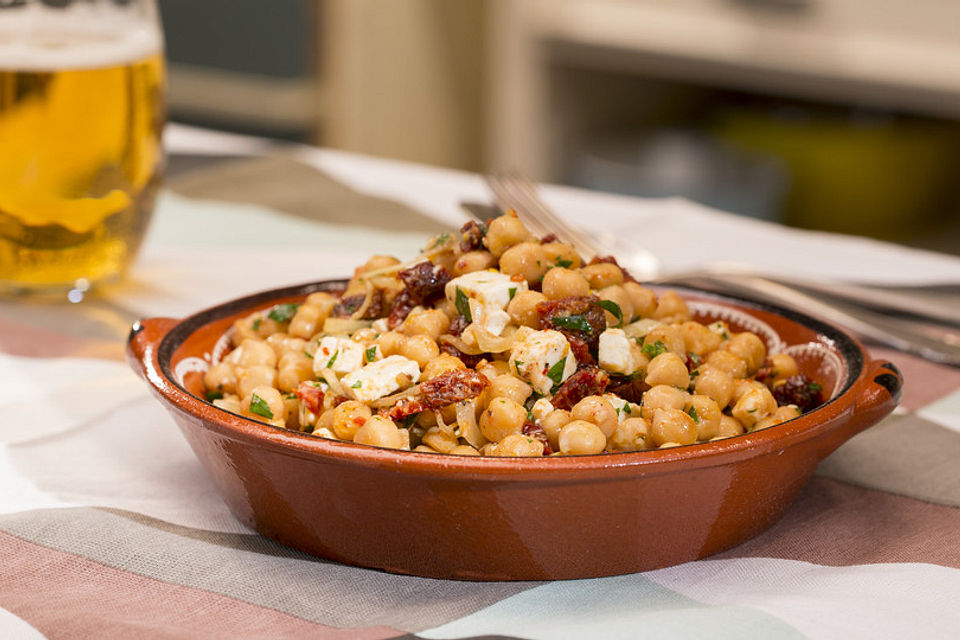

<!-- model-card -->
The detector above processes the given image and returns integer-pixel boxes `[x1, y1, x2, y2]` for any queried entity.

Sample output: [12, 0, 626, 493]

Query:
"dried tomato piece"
[439, 342, 484, 369]
[606, 376, 649, 405]
[332, 290, 384, 319]
[387, 289, 416, 329]
[551, 366, 610, 411]
[772, 375, 825, 413]
[420, 369, 490, 410]
[539, 233, 558, 244]
[294, 382, 324, 415]
[536, 295, 606, 356]
[398, 261, 452, 305]
[522, 421, 553, 455]
[566, 335, 595, 367]
[447, 315, 469, 337]
[459, 220, 488, 253]
[385, 398, 428, 422]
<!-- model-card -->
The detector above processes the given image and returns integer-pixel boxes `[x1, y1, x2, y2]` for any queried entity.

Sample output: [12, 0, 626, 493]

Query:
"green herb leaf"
[303, 350, 313, 359]
[508, 287, 517, 301]
[807, 381, 823, 392]
[546, 357, 567, 387]
[597, 299, 623, 326]
[687, 352, 702, 367]
[365, 346, 377, 363]
[551, 314, 593, 333]
[642, 340, 668, 358]
[555, 257, 573, 268]
[325, 350, 339, 369]
[268, 302, 300, 323]
[351, 381, 362, 389]
[249, 394, 274, 419]
[205, 390, 224, 401]
[428, 233, 450, 250]
[455, 287, 472, 322]
[252, 318, 262, 331]
[514, 360, 524, 374]
[687, 405, 700, 423]
[284, 393, 297, 400]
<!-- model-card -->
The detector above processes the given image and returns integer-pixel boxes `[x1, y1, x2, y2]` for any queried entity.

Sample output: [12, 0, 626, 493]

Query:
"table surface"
[3, 124, 960, 640]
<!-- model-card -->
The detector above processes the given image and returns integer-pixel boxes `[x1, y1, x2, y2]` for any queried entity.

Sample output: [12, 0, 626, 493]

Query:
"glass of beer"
[0, 0, 165, 296]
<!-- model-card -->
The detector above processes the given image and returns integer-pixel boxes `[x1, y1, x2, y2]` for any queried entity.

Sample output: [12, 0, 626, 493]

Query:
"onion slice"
[456, 399, 487, 449]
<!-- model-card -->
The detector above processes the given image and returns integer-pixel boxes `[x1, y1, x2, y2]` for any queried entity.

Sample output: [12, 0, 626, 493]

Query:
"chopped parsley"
[268, 303, 300, 323]
[428, 233, 450, 250]
[303, 350, 313, 359]
[687, 352, 702, 367]
[252, 318, 262, 331]
[642, 340, 668, 358]
[455, 287, 472, 322]
[807, 381, 823, 392]
[351, 381, 363, 389]
[555, 257, 573, 268]
[365, 346, 377, 362]
[596, 300, 623, 327]
[205, 390, 224, 401]
[687, 406, 700, 423]
[546, 357, 567, 387]
[284, 393, 297, 400]
[551, 314, 593, 333]
[514, 360, 524, 374]
[325, 350, 339, 369]
[401, 414, 420, 429]
[249, 394, 274, 419]
[508, 287, 517, 301]
[526, 407, 536, 422]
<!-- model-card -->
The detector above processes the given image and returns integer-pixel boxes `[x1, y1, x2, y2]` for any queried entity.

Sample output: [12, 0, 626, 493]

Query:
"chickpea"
[694, 366, 735, 408]
[237, 338, 277, 368]
[493, 433, 545, 457]
[705, 350, 748, 379]
[488, 374, 533, 405]
[414, 444, 438, 453]
[540, 408, 571, 451]
[398, 334, 439, 368]
[507, 290, 547, 328]
[477, 358, 512, 380]
[756, 405, 802, 430]
[277, 352, 314, 393]
[484, 213, 531, 257]
[652, 290, 692, 323]
[732, 379, 767, 405]
[558, 420, 607, 455]
[204, 362, 237, 395]
[241, 385, 285, 427]
[622, 282, 657, 320]
[449, 444, 481, 456]
[644, 352, 690, 389]
[541, 267, 590, 300]
[315, 409, 335, 435]
[597, 285, 634, 327]
[499, 242, 548, 286]
[421, 353, 466, 381]
[479, 397, 527, 442]
[541, 242, 582, 269]
[678, 321, 722, 357]
[767, 352, 799, 383]
[283, 396, 301, 430]
[570, 395, 619, 438]
[715, 415, 746, 439]
[266, 334, 307, 360]
[454, 250, 496, 275]
[578, 262, 622, 290]
[289, 304, 321, 340]
[331, 401, 372, 440]
[351, 416, 404, 449]
[231, 314, 261, 346]
[650, 408, 698, 447]
[236, 365, 277, 399]
[687, 394, 721, 441]
[607, 417, 651, 452]
[305, 291, 338, 311]
[359, 255, 401, 274]
[643, 326, 686, 357]
[725, 333, 766, 374]
[401, 308, 450, 340]
[731, 385, 778, 429]
[376, 331, 406, 357]
[641, 384, 690, 420]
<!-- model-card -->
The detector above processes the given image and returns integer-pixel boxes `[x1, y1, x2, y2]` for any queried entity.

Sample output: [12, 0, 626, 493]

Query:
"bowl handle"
[126, 317, 180, 382]
[846, 359, 903, 438]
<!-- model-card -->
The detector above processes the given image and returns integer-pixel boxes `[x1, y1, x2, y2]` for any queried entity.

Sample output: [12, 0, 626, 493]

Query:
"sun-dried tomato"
[439, 342, 484, 369]
[388, 289, 416, 328]
[566, 335, 595, 367]
[606, 376, 649, 405]
[448, 315, 469, 337]
[331, 289, 384, 319]
[522, 421, 553, 455]
[294, 382, 324, 415]
[459, 220, 488, 253]
[754, 359, 776, 386]
[420, 369, 490, 410]
[385, 398, 428, 422]
[539, 233, 558, 244]
[399, 261, 452, 305]
[551, 366, 609, 410]
[536, 295, 606, 356]
[772, 375, 825, 413]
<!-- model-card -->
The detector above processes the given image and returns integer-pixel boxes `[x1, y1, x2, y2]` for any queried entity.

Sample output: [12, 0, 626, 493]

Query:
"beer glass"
[0, 0, 165, 296]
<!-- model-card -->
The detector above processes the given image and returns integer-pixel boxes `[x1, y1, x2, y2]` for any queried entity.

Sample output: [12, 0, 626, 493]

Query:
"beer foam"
[0, 6, 162, 71]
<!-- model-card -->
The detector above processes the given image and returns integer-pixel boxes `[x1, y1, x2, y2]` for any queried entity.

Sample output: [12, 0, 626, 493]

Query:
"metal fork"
[483, 171, 960, 366]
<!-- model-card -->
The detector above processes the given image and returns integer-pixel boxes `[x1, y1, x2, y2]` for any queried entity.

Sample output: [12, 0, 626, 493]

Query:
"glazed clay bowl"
[127, 279, 902, 581]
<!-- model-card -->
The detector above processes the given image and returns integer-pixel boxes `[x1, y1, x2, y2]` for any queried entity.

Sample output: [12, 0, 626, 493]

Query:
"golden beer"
[0, 29, 165, 291]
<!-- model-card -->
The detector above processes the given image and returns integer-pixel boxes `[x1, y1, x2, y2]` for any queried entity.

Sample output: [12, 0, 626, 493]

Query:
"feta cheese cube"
[341, 355, 420, 402]
[445, 270, 527, 310]
[531, 397, 555, 423]
[509, 329, 577, 396]
[603, 393, 635, 423]
[314, 336, 364, 375]
[599, 328, 643, 376]
[468, 298, 511, 336]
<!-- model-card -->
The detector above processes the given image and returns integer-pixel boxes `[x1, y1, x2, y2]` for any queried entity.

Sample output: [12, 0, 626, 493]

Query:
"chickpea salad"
[203, 212, 825, 457]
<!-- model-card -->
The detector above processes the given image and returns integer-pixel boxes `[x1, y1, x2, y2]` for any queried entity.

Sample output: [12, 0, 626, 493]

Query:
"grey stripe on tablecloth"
[0, 507, 534, 634]
[815, 413, 960, 508]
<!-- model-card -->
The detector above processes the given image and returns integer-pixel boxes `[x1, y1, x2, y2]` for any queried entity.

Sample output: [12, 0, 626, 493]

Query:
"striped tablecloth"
[4, 139, 960, 639]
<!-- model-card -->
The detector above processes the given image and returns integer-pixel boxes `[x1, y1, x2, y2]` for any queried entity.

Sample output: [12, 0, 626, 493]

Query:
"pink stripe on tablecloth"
[0, 531, 402, 640]
[717, 476, 960, 568]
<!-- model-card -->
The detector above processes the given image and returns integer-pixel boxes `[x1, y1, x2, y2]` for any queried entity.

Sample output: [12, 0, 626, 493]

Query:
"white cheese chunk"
[341, 355, 421, 402]
[603, 393, 636, 423]
[468, 298, 511, 336]
[314, 336, 364, 375]
[509, 329, 577, 396]
[598, 328, 642, 376]
[531, 397, 555, 423]
[445, 270, 527, 310]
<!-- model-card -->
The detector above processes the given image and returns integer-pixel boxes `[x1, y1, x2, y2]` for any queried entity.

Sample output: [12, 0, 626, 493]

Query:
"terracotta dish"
[128, 279, 902, 581]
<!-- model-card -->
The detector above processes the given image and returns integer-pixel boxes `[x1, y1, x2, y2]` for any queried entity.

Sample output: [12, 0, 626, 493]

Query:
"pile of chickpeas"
[202, 212, 810, 457]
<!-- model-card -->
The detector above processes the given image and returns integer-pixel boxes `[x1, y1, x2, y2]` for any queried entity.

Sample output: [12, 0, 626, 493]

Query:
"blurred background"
[160, 0, 960, 254]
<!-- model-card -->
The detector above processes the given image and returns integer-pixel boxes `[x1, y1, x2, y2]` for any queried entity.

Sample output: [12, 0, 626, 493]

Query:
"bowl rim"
[149, 278, 867, 481]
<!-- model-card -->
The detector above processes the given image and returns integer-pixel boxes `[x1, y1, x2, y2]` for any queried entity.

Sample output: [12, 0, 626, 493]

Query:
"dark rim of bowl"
[156, 278, 864, 464]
